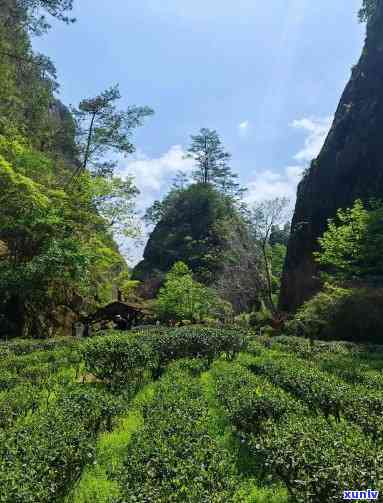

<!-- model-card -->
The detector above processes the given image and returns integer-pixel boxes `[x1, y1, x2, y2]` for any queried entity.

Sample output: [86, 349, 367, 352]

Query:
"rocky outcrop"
[280, 2, 383, 311]
[133, 183, 261, 312]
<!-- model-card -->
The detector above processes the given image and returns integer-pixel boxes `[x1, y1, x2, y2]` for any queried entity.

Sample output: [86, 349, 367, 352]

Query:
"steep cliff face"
[280, 2, 383, 311]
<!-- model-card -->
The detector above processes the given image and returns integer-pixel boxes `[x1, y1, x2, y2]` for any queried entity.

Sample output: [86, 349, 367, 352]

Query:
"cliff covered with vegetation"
[280, 0, 383, 311]
[0, 0, 151, 338]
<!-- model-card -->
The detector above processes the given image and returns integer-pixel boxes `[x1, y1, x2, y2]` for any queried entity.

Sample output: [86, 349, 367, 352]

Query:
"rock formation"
[133, 183, 261, 312]
[280, 2, 383, 311]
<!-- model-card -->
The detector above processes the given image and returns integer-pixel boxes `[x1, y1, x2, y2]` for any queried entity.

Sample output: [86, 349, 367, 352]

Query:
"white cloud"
[245, 116, 332, 207]
[291, 116, 332, 163]
[239, 120, 249, 130]
[245, 165, 304, 205]
[117, 145, 194, 265]
[238, 120, 250, 137]
[120, 145, 194, 197]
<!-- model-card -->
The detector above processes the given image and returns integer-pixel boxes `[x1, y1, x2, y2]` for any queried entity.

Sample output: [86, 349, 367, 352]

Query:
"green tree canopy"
[315, 199, 383, 280]
[155, 261, 226, 323]
[186, 128, 244, 197]
[0, 0, 75, 34]
[72, 85, 154, 177]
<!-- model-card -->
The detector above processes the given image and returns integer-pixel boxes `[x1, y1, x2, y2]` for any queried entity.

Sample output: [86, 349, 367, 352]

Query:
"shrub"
[249, 306, 273, 329]
[211, 362, 303, 434]
[0, 337, 77, 356]
[0, 384, 42, 429]
[0, 385, 125, 503]
[145, 326, 247, 376]
[115, 368, 239, 502]
[83, 327, 246, 385]
[286, 283, 383, 343]
[248, 352, 383, 439]
[0, 370, 22, 391]
[82, 333, 157, 387]
[250, 415, 382, 503]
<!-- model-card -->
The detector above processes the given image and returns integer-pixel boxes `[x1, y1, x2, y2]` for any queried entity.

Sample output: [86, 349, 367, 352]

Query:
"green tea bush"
[83, 327, 246, 384]
[145, 326, 247, 373]
[0, 370, 22, 390]
[83, 333, 156, 387]
[0, 337, 77, 356]
[0, 385, 125, 503]
[248, 354, 348, 419]
[115, 368, 239, 502]
[18, 363, 52, 385]
[250, 415, 382, 503]
[248, 353, 383, 438]
[211, 362, 302, 434]
[0, 384, 41, 429]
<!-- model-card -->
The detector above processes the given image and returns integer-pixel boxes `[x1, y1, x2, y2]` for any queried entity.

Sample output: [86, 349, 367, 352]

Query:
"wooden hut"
[79, 301, 151, 335]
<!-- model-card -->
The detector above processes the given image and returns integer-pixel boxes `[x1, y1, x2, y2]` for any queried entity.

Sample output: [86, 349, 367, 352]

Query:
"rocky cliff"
[133, 183, 260, 312]
[280, 1, 383, 311]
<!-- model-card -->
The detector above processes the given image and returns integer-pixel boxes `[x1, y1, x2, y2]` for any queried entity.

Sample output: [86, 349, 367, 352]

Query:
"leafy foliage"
[83, 333, 156, 387]
[315, 199, 383, 280]
[0, 3, 149, 338]
[212, 361, 302, 434]
[0, 386, 124, 502]
[83, 326, 246, 384]
[186, 127, 244, 197]
[286, 283, 383, 344]
[0, 0, 76, 34]
[250, 415, 381, 503]
[115, 367, 239, 502]
[72, 85, 153, 176]
[154, 261, 229, 323]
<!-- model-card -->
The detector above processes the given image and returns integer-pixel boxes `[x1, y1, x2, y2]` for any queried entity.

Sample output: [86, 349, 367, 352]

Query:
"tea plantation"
[0, 327, 382, 502]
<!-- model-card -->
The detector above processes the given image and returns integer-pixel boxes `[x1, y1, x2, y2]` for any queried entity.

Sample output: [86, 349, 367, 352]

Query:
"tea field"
[0, 327, 382, 502]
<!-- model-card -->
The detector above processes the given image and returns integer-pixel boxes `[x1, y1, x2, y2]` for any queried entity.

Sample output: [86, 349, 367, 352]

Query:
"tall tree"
[249, 197, 291, 313]
[72, 85, 154, 177]
[186, 128, 243, 197]
[0, 0, 75, 34]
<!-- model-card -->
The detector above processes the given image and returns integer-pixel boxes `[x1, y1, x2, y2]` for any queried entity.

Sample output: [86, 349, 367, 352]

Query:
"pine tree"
[186, 128, 244, 197]
[71, 85, 153, 178]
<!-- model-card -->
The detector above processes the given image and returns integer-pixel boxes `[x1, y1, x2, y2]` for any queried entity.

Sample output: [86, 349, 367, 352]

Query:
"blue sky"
[33, 0, 365, 263]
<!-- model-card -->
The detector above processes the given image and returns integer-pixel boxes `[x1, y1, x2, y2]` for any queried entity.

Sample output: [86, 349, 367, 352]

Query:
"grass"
[67, 383, 156, 503]
[200, 367, 289, 502]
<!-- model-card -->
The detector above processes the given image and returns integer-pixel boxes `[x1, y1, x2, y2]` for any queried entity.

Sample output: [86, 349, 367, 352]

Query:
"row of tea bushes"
[113, 364, 240, 502]
[211, 359, 382, 502]
[210, 361, 304, 434]
[82, 326, 247, 386]
[258, 335, 383, 387]
[0, 337, 79, 357]
[0, 385, 127, 503]
[249, 415, 382, 503]
[247, 352, 383, 439]
[0, 344, 84, 431]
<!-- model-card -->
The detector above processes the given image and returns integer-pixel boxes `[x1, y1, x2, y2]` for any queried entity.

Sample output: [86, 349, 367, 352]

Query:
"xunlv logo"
[343, 490, 379, 500]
